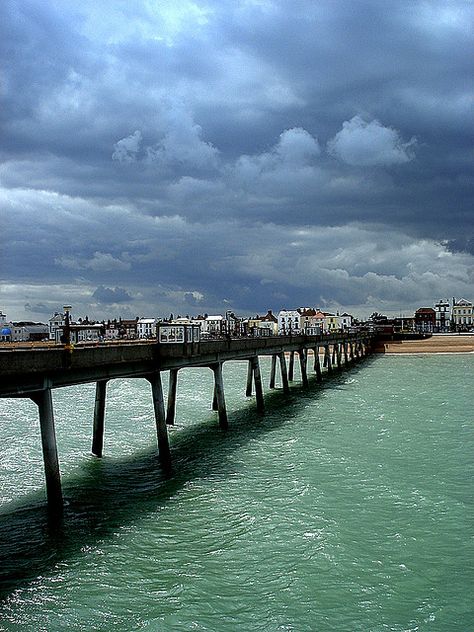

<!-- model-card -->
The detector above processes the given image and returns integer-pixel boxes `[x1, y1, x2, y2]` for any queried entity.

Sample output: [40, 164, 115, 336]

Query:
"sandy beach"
[382, 334, 474, 354]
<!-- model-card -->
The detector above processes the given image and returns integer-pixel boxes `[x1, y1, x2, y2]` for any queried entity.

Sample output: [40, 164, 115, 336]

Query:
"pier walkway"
[0, 332, 373, 511]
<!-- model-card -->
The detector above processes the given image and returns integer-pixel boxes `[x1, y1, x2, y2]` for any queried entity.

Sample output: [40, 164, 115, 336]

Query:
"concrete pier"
[0, 331, 374, 509]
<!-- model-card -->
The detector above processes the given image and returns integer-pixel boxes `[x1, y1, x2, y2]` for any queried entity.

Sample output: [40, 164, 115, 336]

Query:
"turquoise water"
[0, 354, 473, 631]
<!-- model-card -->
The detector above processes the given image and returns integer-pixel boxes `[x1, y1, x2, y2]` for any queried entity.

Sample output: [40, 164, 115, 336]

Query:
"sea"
[0, 353, 472, 631]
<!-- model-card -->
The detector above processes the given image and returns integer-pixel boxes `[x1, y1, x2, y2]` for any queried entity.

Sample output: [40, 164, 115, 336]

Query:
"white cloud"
[112, 103, 219, 172]
[327, 116, 416, 166]
[275, 128, 321, 164]
[112, 130, 142, 163]
[232, 127, 323, 195]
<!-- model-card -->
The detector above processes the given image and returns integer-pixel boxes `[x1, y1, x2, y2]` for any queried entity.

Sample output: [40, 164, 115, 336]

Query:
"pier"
[0, 332, 373, 511]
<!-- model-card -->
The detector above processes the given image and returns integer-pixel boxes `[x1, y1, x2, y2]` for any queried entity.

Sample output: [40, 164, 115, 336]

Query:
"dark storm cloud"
[92, 286, 133, 305]
[1, 0, 473, 320]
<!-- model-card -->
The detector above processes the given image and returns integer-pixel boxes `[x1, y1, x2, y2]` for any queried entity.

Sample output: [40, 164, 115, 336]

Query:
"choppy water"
[0, 353, 473, 631]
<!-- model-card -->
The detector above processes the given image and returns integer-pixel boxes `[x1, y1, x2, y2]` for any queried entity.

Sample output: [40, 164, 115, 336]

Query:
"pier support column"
[166, 369, 178, 426]
[212, 363, 228, 429]
[288, 351, 295, 381]
[148, 372, 171, 468]
[324, 345, 333, 373]
[31, 388, 63, 512]
[245, 359, 253, 397]
[299, 348, 309, 388]
[336, 344, 342, 369]
[349, 342, 355, 361]
[332, 344, 337, 365]
[92, 379, 108, 457]
[278, 352, 290, 394]
[269, 354, 277, 389]
[212, 385, 219, 410]
[313, 347, 322, 382]
[251, 356, 265, 413]
[343, 342, 349, 366]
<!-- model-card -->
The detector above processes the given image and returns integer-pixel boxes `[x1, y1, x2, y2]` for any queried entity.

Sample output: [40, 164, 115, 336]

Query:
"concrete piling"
[212, 362, 228, 429]
[166, 369, 178, 425]
[314, 347, 322, 382]
[299, 348, 309, 388]
[278, 352, 290, 393]
[148, 372, 171, 468]
[269, 354, 277, 389]
[92, 379, 108, 457]
[288, 351, 295, 381]
[245, 359, 253, 397]
[251, 356, 265, 413]
[31, 388, 63, 511]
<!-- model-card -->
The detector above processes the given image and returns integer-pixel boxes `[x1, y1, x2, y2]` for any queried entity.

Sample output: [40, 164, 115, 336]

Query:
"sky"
[1, 0, 473, 322]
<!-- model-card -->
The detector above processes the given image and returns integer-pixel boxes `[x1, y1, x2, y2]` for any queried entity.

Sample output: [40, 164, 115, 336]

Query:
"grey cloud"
[327, 116, 416, 166]
[92, 286, 133, 304]
[24, 302, 56, 316]
[1, 0, 473, 321]
[57, 252, 132, 273]
[183, 291, 205, 306]
[112, 131, 142, 163]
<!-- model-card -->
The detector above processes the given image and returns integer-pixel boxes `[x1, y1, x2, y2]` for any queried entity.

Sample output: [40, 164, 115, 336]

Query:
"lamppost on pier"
[63, 305, 72, 348]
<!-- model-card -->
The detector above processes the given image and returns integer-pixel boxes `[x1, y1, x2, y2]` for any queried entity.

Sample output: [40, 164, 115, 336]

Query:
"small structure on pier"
[158, 323, 200, 344]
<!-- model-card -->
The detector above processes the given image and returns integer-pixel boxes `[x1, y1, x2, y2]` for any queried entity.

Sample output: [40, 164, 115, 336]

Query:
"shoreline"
[381, 334, 474, 354]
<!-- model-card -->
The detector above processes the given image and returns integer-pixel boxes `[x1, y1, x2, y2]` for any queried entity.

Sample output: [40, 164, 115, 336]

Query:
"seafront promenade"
[382, 333, 474, 354]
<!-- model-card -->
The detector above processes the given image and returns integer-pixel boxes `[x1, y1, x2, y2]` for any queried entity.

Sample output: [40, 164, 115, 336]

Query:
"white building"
[451, 298, 473, 330]
[340, 313, 353, 330]
[10, 323, 48, 342]
[278, 309, 301, 335]
[206, 315, 224, 335]
[104, 320, 120, 340]
[1, 314, 12, 341]
[137, 318, 158, 339]
[49, 312, 65, 340]
[258, 310, 278, 335]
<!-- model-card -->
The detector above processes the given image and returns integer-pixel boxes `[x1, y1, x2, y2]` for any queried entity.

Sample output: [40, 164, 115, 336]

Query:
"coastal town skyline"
[2, 1, 473, 323]
[2, 296, 473, 344]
